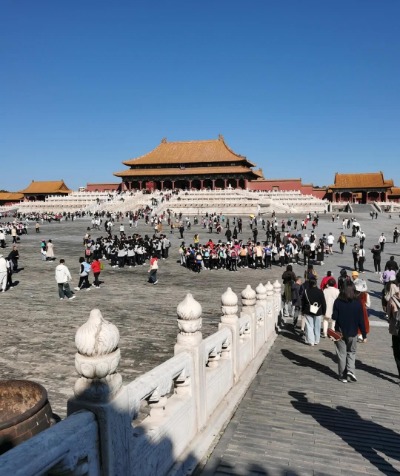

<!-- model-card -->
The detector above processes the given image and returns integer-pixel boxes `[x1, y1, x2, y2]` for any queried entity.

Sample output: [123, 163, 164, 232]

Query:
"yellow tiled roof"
[19, 180, 71, 194]
[0, 192, 24, 201]
[389, 187, 400, 195]
[331, 172, 392, 189]
[114, 165, 257, 178]
[122, 136, 255, 167]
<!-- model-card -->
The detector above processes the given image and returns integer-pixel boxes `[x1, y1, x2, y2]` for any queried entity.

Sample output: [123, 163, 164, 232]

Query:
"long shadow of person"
[290, 391, 400, 474]
[281, 349, 339, 380]
[320, 348, 398, 384]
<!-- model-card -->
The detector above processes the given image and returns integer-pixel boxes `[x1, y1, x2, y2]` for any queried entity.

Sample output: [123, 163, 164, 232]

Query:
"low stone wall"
[0, 282, 282, 476]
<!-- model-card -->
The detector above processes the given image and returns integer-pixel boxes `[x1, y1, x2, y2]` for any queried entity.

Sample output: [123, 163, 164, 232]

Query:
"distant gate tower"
[114, 135, 262, 191]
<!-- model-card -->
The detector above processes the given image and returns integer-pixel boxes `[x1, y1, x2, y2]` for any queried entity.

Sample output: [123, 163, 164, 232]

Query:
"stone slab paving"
[0, 210, 399, 431]
[201, 325, 400, 475]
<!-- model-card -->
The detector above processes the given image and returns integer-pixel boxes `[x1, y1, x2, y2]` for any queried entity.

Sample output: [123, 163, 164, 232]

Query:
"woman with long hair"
[332, 282, 367, 383]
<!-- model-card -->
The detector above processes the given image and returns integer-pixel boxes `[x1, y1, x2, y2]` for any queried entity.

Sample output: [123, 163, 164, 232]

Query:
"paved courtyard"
[0, 210, 399, 430]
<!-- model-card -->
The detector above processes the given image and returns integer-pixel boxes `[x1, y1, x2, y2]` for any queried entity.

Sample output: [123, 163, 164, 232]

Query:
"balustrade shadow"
[289, 391, 400, 475]
[319, 348, 399, 384]
[281, 349, 338, 380]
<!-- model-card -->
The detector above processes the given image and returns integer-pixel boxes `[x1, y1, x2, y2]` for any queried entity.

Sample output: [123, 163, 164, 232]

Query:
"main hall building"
[114, 135, 262, 191]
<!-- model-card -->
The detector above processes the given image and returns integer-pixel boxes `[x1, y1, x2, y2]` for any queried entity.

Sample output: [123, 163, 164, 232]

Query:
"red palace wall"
[85, 183, 121, 192]
[248, 179, 327, 199]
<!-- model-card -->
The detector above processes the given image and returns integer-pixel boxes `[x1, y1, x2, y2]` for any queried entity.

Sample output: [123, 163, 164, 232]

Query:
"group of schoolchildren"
[179, 227, 338, 273]
[82, 232, 171, 270]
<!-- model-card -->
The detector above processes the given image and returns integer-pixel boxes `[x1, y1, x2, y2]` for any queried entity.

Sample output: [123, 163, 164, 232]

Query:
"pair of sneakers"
[339, 371, 357, 383]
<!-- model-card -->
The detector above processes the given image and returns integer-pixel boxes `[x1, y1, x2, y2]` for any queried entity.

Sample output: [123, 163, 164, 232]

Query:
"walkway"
[202, 323, 400, 475]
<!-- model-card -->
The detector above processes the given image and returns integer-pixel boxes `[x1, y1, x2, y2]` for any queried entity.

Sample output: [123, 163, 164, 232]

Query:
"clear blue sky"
[1, 1, 399, 191]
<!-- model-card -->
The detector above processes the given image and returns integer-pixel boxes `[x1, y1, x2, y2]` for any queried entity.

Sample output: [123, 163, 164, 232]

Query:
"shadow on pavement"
[320, 348, 399, 384]
[289, 391, 400, 475]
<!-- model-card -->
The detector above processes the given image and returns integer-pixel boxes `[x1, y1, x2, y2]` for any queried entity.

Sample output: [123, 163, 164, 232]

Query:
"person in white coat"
[322, 278, 340, 338]
[55, 259, 75, 300]
[0, 254, 8, 292]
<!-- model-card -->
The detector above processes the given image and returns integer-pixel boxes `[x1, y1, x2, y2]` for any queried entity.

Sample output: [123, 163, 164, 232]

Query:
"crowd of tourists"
[280, 250, 400, 383]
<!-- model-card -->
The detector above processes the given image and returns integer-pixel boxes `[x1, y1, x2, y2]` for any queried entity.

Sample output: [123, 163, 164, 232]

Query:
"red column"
[139, 181, 143, 190]
[188, 180, 192, 190]
[200, 179, 204, 189]
[212, 179, 216, 190]
[172, 181, 175, 190]
[161, 181, 164, 191]
[224, 179, 228, 189]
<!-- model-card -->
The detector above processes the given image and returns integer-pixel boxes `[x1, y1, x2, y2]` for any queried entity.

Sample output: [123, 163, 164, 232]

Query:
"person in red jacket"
[91, 258, 102, 288]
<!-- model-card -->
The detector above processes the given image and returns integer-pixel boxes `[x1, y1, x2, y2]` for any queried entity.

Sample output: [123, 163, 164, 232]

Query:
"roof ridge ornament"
[161, 137, 167, 143]
[218, 134, 224, 141]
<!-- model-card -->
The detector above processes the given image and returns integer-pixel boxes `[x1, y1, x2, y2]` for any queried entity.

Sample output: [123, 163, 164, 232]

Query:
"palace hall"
[328, 172, 399, 203]
[114, 135, 262, 191]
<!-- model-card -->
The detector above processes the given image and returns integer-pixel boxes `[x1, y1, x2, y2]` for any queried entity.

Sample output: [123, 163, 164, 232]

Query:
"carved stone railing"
[0, 283, 282, 476]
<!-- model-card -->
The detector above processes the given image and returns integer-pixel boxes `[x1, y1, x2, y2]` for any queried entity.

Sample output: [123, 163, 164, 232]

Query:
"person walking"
[148, 253, 159, 285]
[371, 244, 382, 274]
[282, 264, 297, 318]
[55, 259, 75, 300]
[75, 257, 91, 291]
[0, 254, 8, 293]
[388, 288, 400, 382]
[91, 257, 102, 288]
[393, 227, 399, 244]
[7, 245, 19, 272]
[358, 246, 366, 273]
[322, 278, 340, 338]
[332, 282, 367, 383]
[352, 244, 359, 271]
[353, 278, 370, 342]
[46, 239, 55, 261]
[337, 232, 347, 253]
[379, 233, 386, 252]
[301, 277, 326, 346]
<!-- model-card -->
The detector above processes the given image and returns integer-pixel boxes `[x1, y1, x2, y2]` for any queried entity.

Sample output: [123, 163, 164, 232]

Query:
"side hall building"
[114, 135, 262, 191]
[328, 172, 399, 203]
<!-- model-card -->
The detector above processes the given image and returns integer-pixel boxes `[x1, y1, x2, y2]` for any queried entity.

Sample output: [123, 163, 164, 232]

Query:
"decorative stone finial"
[256, 283, 267, 301]
[241, 285, 256, 306]
[176, 294, 202, 335]
[265, 281, 274, 296]
[273, 280, 282, 293]
[74, 309, 122, 401]
[221, 287, 238, 323]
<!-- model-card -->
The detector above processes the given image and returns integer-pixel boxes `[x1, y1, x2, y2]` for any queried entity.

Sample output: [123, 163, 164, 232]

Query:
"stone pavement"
[0, 210, 399, 435]
[201, 326, 400, 476]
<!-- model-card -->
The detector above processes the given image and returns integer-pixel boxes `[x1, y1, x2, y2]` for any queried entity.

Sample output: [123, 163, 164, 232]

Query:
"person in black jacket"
[301, 277, 326, 346]
[332, 283, 367, 383]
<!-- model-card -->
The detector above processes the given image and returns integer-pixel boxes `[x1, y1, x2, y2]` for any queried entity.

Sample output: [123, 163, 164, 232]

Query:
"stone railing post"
[265, 281, 275, 338]
[255, 283, 267, 342]
[174, 293, 205, 431]
[273, 280, 282, 329]
[241, 285, 257, 358]
[219, 287, 239, 381]
[67, 309, 130, 476]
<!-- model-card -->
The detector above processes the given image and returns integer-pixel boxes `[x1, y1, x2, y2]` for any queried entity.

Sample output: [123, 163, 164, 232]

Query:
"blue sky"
[1, 1, 399, 191]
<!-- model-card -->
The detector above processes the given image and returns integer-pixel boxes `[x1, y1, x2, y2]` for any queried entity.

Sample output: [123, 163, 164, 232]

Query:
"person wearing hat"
[354, 278, 370, 342]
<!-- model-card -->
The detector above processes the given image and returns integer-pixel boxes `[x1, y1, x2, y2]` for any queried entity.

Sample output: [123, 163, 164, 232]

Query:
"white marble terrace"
[0, 282, 282, 476]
